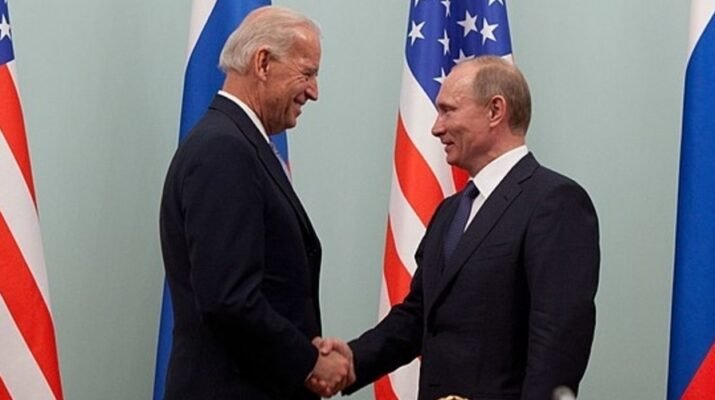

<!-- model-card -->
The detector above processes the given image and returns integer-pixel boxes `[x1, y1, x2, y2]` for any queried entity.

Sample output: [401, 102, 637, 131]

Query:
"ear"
[254, 47, 271, 81]
[488, 95, 507, 127]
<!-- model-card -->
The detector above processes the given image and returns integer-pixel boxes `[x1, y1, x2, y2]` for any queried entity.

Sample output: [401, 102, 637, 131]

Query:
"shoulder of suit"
[528, 164, 595, 205]
[170, 116, 258, 171]
[181, 110, 252, 149]
[531, 164, 587, 190]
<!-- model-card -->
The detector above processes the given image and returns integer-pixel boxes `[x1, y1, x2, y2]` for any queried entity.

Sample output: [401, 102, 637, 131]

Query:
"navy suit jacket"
[160, 95, 322, 399]
[346, 153, 599, 400]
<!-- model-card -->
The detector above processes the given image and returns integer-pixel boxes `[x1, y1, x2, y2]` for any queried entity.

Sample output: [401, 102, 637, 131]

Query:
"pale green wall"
[9, 1, 686, 399]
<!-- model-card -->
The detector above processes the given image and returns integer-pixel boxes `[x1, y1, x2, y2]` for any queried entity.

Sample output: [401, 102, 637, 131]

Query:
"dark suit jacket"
[345, 153, 599, 400]
[159, 95, 322, 400]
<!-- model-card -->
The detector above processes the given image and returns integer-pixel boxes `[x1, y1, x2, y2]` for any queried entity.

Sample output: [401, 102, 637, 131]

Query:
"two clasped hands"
[305, 337, 355, 397]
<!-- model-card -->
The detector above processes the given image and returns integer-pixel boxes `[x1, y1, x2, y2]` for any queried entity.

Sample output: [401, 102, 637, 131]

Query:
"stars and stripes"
[667, 1, 715, 399]
[376, 1, 511, 399]
[0, 1, 14, 67]
[0, 1, 64, 399]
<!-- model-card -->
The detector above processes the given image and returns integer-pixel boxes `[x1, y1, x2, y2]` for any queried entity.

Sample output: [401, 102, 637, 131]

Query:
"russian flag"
[152, 1, 289, 399]
[667, 1, 715, 399]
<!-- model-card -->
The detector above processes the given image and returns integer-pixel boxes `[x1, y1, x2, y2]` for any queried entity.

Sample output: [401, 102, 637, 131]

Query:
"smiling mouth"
[292, 102, 303, 114]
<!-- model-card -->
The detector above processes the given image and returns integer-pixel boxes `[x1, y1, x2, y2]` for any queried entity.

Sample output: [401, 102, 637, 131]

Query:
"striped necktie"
[269, 141, 292, 181]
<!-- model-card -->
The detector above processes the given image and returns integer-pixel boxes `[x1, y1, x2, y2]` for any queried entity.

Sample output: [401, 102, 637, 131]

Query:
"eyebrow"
[304, 65, 319, 76]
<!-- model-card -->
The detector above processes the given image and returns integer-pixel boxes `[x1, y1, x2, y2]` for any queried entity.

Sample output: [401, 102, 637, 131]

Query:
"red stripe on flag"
[394, 114, 444, 227]
[451, 166, 469, 193]
[383, 221, 413, 306]
[374, 375, 398, 400]
[0, 375, 11, 400]
[682, 343, 715, 400]
[0, 65, 36, 204]
[0, 215, 63, 400]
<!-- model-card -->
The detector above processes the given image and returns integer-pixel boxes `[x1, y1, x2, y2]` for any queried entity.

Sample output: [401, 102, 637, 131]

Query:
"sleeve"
[343, 201, 447, 394]
[344, 265, 425, 394]
[181, 135, 317, 392]
[521, 181, 600, 400]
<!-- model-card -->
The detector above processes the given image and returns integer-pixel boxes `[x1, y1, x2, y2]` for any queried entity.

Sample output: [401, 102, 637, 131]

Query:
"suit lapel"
[426, 154, 539, 315]
[422, 197, 458, 301]
[209, 95, 315, 238]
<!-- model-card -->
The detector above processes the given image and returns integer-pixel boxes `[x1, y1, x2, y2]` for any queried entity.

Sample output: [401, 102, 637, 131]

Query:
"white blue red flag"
[377, 1, 512, 398]
[151, 1, 289, 399]
[0, 1, 64, 399]
[667, 1, 715, 399]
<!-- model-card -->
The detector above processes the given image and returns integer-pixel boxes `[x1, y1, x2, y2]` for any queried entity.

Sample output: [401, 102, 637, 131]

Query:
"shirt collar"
[472, 145, 529, 199]
[218, 90, 270, 143]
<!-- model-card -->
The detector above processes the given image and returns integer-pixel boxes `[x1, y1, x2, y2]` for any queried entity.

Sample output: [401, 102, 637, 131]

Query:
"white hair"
[218, 6, 321, 74]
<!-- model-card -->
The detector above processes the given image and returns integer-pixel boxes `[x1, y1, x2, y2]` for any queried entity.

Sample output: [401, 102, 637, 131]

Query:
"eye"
[302, 69, 318, 81]
[438, 104, 454, 115]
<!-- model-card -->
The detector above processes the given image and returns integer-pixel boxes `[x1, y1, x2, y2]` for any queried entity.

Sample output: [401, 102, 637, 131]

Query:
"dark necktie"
[443, 181, 479, 262]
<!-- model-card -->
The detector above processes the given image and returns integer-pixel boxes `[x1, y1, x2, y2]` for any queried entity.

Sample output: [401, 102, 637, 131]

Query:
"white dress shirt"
[218, 90, 270, 144]
[465, 145, 529, 229]
[218, 90, 292, 180]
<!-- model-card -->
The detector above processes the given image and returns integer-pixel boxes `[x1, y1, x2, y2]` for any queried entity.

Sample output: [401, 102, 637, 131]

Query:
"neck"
[469, 132, 525, 175]
[222, 72, 265, 126]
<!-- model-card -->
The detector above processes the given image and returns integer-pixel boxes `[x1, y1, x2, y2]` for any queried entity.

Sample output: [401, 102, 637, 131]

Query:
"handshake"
[305, 337, 356, 397]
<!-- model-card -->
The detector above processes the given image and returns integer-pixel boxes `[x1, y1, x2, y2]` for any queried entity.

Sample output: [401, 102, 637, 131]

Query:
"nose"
[306, 77, 318, 101]
[431, 115, 444, 137]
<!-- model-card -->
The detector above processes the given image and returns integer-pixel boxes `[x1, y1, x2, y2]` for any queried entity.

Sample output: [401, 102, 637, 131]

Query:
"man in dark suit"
[317, 56, 600, 399]
[159, 6, 349, 399]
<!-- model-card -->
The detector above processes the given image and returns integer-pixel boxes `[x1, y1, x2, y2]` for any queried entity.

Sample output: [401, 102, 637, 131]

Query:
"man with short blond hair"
[320, 56, 600, 400]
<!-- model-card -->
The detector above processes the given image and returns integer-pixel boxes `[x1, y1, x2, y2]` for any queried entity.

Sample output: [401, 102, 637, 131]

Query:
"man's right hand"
[305, 342, 351, 398]
[314, 336, 355, 385]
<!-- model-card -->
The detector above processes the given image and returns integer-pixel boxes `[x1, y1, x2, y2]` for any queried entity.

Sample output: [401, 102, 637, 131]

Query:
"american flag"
[0, 1, 64, 399]
[377, 1, 512, 398]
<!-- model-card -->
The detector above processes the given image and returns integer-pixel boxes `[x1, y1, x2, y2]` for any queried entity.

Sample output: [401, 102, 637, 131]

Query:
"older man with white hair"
[159, 6, 349, 399]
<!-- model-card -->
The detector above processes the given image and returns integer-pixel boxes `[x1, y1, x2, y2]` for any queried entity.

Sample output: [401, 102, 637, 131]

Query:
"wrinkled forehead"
[288, 27, 321, 59]
[296, 25, 321, 47]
